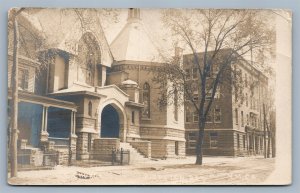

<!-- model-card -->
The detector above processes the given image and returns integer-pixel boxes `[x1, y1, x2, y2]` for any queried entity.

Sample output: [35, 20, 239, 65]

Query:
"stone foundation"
[76, 132, 88, 160]
[93, 138, 120, 161]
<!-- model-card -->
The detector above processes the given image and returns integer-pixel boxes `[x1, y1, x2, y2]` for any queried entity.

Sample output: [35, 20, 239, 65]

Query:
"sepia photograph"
[6, 8, 291, 185]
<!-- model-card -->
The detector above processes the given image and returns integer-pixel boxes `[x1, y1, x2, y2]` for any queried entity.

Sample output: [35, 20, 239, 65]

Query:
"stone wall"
[76, 132, 88, 159]
[150, 139, 167, 158]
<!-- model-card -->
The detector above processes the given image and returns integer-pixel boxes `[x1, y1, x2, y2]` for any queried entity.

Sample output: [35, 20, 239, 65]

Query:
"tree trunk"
[267, 124, 271, 158]
[263, 104, 267, 159]
[10, 16, 19, 178]
[195, 118, 205, 165]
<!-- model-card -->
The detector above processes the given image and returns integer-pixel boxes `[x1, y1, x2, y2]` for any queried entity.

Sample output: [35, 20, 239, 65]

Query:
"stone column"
[69, 110, 77, 162]
[40, 105, 49, 142]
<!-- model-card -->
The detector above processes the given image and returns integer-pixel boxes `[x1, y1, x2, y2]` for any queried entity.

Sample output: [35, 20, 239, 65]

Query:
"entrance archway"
[101, 104, 120, 138]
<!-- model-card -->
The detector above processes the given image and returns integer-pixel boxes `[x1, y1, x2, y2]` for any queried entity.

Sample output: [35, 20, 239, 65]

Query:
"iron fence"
[71, 148, 130, 167]
[8, 152, 58, 171]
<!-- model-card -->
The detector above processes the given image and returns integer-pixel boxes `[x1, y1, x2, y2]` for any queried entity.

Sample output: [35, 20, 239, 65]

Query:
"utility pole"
[9, 8, 24, 178]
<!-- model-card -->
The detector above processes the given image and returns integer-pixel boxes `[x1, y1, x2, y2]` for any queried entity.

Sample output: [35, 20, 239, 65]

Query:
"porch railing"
[48, 137, 69, 148]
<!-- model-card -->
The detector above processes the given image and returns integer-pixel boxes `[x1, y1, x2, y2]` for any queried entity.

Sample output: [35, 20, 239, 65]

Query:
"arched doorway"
[101, 104, 120, 138]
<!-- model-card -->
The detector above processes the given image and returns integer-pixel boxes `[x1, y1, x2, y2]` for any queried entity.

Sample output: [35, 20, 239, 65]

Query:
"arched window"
[77, 33, 101, 86]
[88, 101, 92, 116]
[174, 88, 178, 121]
[142, 82, 150, 118]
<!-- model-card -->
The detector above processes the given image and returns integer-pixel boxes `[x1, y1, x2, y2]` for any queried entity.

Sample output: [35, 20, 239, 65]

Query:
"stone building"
[7, 8, 185, 166]
[183, 51, 271, 156]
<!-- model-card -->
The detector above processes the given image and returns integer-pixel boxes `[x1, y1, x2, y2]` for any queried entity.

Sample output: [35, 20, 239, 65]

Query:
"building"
[183, 51, 271, 156]
[7, 8, 185, 166]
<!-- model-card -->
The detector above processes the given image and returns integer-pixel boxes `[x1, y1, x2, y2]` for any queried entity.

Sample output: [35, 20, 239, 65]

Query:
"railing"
[71, 148, 130, 167]
[48, 137, 69, 148]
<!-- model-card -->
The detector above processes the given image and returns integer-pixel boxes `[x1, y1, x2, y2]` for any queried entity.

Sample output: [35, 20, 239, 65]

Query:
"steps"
[120, 142, 151, 164]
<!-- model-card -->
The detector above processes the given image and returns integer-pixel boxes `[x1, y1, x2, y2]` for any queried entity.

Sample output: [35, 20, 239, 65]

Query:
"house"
[7, 8, 185, 166]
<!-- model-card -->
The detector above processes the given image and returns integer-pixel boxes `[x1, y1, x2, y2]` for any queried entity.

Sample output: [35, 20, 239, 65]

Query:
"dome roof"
[121, 79, 138, 86]
[110, 9, 164, 63]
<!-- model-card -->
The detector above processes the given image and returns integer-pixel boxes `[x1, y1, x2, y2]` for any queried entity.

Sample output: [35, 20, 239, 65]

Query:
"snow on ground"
[8, 156, 275, 185]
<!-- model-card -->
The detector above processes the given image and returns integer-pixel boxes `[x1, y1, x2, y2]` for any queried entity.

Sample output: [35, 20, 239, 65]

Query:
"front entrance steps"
[120, 142, 151, 164]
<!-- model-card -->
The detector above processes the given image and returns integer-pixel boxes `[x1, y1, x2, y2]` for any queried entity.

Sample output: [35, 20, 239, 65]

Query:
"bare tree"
[154, 9, 275, 165]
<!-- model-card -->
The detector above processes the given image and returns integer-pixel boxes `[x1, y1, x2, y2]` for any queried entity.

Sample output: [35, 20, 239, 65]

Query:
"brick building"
[8, 8, 185, 166]
[183, 51, 271, 156]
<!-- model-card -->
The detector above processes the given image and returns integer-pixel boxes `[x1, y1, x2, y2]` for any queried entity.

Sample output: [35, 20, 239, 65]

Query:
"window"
[131, 111, 135, 124]
[235, 108, 238, 125]
[18, 68, 29, 91]
[185, 109, 193, 122]
[245, 74, 248, 87]
[188, 141, 196, 149]
[187, 133, 196, 149]
[214, 106, 221, 123]
[241, 111, 244, 126]
[142, 82, 150, 118]
[237, 134, 240, 149]
[215, 85, 221, 99]
[193, 111, 199, 122]
[206, 112, 213, 123]
[185, 69, 191, 80]
[77, 33, 99, 85]
[246, 114, 249, 125]
[192, 68, 197, 79]
[88, 101, 92, 116]
[246, 93, 248, 106]
[188, 132, 196, 141]
[206, 89, 212, 100]
[174, 88, 178, 121]
[210, 132, 218, 148]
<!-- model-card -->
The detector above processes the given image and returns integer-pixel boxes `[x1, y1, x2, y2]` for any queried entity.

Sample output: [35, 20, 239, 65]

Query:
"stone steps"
[120, 142, 150, 164]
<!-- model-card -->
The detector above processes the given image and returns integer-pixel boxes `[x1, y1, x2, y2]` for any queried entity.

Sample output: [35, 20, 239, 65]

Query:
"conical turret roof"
[110, 9, 163, 63]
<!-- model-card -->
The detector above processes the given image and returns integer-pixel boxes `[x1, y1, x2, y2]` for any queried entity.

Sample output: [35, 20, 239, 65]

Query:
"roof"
[110, 9, 164, 63]
[8, 89, 77, 111]
[18, 8, 114, 67]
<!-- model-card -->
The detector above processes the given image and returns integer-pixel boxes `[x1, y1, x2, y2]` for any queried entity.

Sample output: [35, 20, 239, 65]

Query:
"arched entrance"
[101, 104, 120, 138]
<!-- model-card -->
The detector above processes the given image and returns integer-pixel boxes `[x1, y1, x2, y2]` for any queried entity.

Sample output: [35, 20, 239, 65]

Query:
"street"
[8, 156, 275, 185]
